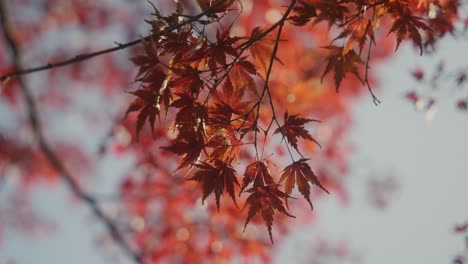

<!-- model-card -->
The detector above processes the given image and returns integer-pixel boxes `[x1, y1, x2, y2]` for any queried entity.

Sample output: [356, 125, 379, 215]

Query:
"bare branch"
[0, 1, 143, 263]
[264, 1, 297, 161]
[364, 6, 380, 106]
[0, 0, 230, 82]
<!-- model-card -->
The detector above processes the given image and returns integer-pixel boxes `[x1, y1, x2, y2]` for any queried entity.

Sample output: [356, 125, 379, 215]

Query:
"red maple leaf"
[249, 27, 280, 78]
[321, 45, 364, 91]
[212, 76, 252, 115]
[387, 3, 432, 55]
[162, 129, 204, 170]
[126, 55, 168, 139]
[274, 111, 320, 151]
[289, 0, 317, 26]
[240, 161, 275, 193]
[207, 29, 241, 72]
[279, 158, 329, 210]
[206, 127, 242, 163]
[189, 160, 240, 211]
[333, 17, 375, 54]
[125, 87, 160, 139]
[171, 92, 208, 132]
[243, 184, 295, 243]
[313, 0, 348, 26]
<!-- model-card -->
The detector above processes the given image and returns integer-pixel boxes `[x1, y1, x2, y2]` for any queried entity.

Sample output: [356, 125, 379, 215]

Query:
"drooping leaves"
[333, 17, 375, 54]
[240, 161, 275, 193]
[206, 127, 242, 163]
[249, 27, 278, 78]
[119, 0, 457, 249]
[126, 39, 170, 139]
[208, 29, 241, 72]
[212, 76, 251, 116]
[279, 158, 329, 210]
[274, 111, 320, 151]
[321, 46, 364, 91]
[171, 93, 208, 132]
[387, 2, 432, 55]
[243, 184, 295, 243]
[126, 86, 163, 139]
[3, 0, 465, 262]
[189, 160, 240, 211]
[312, 0, 348, 26]
[162, 129, 205, 170]
[289, 1, 317, 26]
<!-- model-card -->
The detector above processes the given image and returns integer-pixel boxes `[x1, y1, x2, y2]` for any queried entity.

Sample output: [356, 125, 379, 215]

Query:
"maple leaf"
[279, 158, 329, 210]
[289, 0, 317, 26]
[189, 160, 240, 211]
[333, 17, 375, 54]
[169, 66, 205, 95]
[229, 61, 258, 97]
[249, 27, 280, 78]
[313, 0, 348, 26]
[208, 29, 241, 72]
[130, 38, 159, 79]
[208, 103, 234, 129]
[321, 45, 364, 91]
[387, 3, 432, 55]
[158, 29, 194, 56]
[274, 111, 320, 151]
[240, 161, 275, 193]
[162, 129, 204, 170]
[243, 184, 295, 243]
[212, 77, 252, 115]
[206, 127, 242, 163]
[125, 87, 160, 139]
[171, 93, 208, 132]
[127, 49, 171, 139]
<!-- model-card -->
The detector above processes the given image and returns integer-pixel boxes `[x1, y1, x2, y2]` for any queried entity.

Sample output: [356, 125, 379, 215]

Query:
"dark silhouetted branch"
[0, 1, 143, 263]
[0, 0, 229, 82]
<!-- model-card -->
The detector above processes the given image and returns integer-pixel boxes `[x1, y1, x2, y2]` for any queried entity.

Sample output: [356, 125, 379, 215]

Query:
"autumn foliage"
[0, 0, 465, 263]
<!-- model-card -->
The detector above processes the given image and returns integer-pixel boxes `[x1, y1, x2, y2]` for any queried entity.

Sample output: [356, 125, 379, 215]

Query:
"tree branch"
[0, 1, 143, 263]
[259, 0, 297, 161]
[0, 0, 229, 82]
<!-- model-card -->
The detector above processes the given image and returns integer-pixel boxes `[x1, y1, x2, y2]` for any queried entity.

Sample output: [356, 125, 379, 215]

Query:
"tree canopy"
[0, 0, 467, 263]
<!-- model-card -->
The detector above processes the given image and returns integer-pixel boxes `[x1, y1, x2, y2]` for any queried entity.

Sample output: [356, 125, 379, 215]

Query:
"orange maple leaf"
[240, 161, 275, 193]
[279, 158, 329, 210]
[249, 27, 280, 78]
[189, 160, 240, 211]
[243, 184, 295, 243]
[321, 45, 364, 91]
[274, 111, 320, 151]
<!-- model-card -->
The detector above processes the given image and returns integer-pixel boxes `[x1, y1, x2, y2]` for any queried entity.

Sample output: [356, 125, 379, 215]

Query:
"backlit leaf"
[243, 184, 295, 243]
[189, 160, 240, 211]
[274, 111, 320, 151]
[279, 158, 329, 210]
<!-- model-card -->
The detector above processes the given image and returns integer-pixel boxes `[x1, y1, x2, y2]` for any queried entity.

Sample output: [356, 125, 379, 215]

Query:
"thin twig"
[252, 0, 297, 161]
[0, 1, 143, 263]
[0, 0, 229, 82]
[364, 6, 380, 105]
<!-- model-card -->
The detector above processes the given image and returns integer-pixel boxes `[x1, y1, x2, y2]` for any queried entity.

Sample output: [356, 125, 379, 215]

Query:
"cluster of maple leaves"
[1, 0, 465, 263]
[125, 1, 327, 242]
[123, 0, 461, 243]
